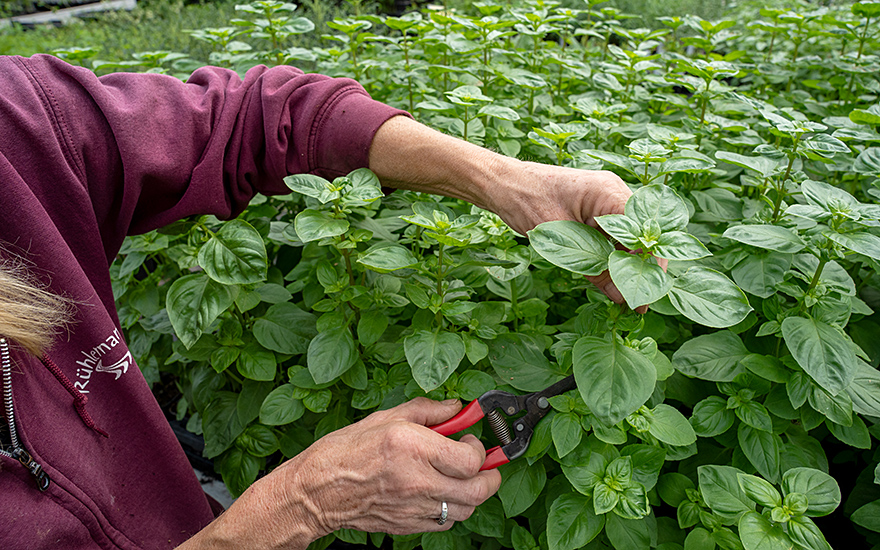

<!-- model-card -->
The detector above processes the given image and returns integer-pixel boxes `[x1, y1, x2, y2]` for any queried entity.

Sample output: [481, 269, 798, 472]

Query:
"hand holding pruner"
[428, 375, 576, 470]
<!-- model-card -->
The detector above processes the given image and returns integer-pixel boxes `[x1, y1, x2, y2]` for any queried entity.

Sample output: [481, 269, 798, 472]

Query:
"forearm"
[367, 116, 514, 214]
[176, 457, 325, 550]
[367, 116, 629, 236]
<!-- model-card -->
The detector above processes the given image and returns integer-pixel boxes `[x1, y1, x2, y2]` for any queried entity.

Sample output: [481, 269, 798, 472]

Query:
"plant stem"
[858, 16, 871, 60]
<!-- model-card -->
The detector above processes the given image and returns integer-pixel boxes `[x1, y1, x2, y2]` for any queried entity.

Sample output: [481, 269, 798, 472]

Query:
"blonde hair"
[0, 260, 74, 357]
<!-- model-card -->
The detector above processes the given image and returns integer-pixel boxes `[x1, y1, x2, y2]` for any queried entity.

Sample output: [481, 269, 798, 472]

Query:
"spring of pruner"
[486, 409, 513, 445]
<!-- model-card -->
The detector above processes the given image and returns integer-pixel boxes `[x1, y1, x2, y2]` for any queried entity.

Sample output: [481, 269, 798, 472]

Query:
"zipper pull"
[12, 447, 51, 491]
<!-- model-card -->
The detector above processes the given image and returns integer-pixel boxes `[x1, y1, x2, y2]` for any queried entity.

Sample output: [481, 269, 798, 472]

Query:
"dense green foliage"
[18, 0, 880, 549]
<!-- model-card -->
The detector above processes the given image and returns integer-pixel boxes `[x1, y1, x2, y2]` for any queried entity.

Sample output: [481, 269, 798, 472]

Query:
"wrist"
[179, 456, 326, 550]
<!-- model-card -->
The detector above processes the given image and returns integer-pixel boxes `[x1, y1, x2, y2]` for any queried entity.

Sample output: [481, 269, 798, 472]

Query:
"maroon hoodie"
[0, 54, 406, 549]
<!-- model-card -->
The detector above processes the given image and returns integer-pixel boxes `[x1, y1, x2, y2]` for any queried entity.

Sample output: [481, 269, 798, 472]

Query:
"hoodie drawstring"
[40, 354, 108, 438]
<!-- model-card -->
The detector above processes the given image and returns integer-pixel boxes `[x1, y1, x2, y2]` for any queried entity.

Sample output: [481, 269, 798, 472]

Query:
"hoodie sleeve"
[5, 54, 407, 257]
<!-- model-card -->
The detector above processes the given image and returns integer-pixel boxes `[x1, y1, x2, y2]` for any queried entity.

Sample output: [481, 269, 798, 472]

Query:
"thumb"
[391, 397, 463, 426]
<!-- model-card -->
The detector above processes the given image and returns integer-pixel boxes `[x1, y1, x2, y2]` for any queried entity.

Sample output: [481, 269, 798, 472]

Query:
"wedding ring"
[436, 501, 448, 525]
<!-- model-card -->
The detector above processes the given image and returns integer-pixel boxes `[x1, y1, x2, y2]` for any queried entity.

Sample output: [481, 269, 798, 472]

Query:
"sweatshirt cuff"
[310, 89, 411, 180]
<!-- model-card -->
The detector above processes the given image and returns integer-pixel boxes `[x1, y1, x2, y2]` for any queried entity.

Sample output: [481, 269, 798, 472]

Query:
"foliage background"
[3, 1, 880, 550]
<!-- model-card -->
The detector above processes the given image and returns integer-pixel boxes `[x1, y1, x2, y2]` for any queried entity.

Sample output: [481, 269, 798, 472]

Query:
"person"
[0, 54, 634, 549]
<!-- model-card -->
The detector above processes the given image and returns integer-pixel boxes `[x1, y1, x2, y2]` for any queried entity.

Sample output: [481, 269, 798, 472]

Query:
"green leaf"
[608, 251, 673, 309]
[788, 517, 832, 550]
[358, 242, 418, 273]
[167, 273, 237, 349]
[673, 331, 749, 382]
[853, 2, 880, 17]
[462, 497, 505, 538]
[488, 333, 564, 392]
[781, 468, 841, 517]
[738, 423, 782, 483]
[800, 180, 859, 213]
[846, 360, 880, 417]
[737, 474, 782, 508]
[605, 514, 650, 550]
[853, 147, 880, 175]
[294, 209, 350, 243]
[237, 342, 276, 381]
[308, 326, 358, 384]
[479, 104, 521, 121]
[852, 500, 880, 532]
[237, 424, 279, 457]
[683, 527, 715, 550]
[202, 392, 245, 459]
[547, 493, 605, 550]
[198, 219, 268, 285]
[498, 457, 546, 517]
[715, 151, 779, 177]
[283, 173, 334, 201]
[738, 511, 794, 550]
[216, 446, 260, 497]
[731, 253, 792, 299]
[259, 384, 304, 426]
[593, 481, 620, 514]
[736, 401, 773, 432]
[573, 336, 656, 426]
[658, 473, 695, 507]
[405, 330, 465, 392]
[552, 412, 584, 458]
[357, 310, 388, 347]
[649, 404, 697, 446]
[626, 184, 690, 232]
[825, 231, 880, 260]
[667, 267, 752, 328]
[801, 134, 851, 156]
[253, 303, 317, 354]
[781, 316, 857, 395]
[690, 396, 735, 437]
[595, 214, 642, 249]
[511, 525, 540, 550]
[723, 225, 806, 253]
[653, 232, 711, 261]
[528, 220, 614, 276]
[698, 465, 755, 518]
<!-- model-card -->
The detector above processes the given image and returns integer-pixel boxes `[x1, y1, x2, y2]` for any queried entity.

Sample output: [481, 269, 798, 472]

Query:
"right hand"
[292, 397, 502, 535]
[181, 398, 501, 549]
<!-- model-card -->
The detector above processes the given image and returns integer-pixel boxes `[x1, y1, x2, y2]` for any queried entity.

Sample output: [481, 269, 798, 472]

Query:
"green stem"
[510, 277, 519, 332]
[858, 16, 871, 60]
[435, 243, 445, 327]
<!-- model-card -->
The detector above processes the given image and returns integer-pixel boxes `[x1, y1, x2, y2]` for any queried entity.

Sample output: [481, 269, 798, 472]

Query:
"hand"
[180, 398, 501, 549]
[292, 397, 501, 535]
[368, 116, 664, 312]
[485, 159, 667, 313]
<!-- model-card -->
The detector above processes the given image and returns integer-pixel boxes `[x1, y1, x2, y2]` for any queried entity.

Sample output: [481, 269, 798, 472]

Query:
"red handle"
[481, 446, 510, 470]
[429, 401, 509, 470]
[429, 400, 484, 436]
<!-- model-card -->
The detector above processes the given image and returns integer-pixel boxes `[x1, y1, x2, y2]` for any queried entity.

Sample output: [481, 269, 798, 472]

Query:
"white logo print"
[74, 328, 130, 394]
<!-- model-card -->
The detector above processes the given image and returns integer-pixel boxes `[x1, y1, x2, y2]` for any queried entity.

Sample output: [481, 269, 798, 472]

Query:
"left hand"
[368, 116, 664, 312]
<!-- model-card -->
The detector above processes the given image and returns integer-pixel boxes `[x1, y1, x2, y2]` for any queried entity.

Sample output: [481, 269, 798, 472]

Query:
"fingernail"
[604, 282, 623, 304]
[443, 398, 459, 405]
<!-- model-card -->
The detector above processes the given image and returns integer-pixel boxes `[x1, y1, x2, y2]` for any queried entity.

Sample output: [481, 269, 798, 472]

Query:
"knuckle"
[382, 422, 416, 452]
[465, 481, 491, 506]
[459, 505, 476, 521]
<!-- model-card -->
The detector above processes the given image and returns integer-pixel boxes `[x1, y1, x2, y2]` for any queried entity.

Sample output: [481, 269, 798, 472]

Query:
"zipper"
[1, 338, 51, 491]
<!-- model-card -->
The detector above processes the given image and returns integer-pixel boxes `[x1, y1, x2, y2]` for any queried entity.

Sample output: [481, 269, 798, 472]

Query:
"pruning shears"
[429, 375, 577, 470]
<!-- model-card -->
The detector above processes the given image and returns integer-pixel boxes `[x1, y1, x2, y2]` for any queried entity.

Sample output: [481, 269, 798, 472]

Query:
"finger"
[428, 435, 487, 479]
[422, 501, 475, 528]
[585, 272, 624, 305]
[388, 397, 463, 427]
[428, 468, 502, 507]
